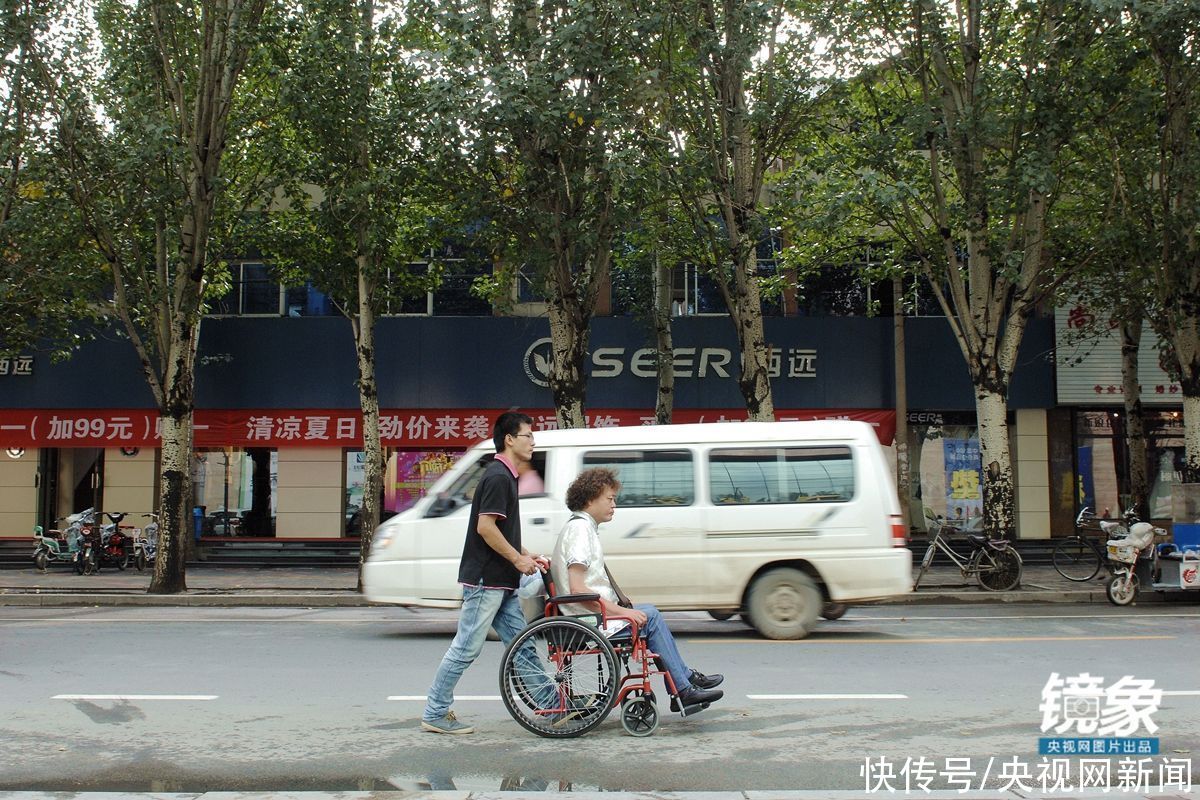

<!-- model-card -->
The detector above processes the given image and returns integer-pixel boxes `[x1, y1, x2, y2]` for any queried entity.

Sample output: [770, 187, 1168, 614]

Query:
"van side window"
[582, 450, 694, 507]
[425, 454, 493, 517]
[708, 447, 854, 504]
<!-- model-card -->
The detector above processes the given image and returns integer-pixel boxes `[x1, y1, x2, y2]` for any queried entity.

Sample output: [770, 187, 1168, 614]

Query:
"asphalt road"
[2, 604, 1198, 793]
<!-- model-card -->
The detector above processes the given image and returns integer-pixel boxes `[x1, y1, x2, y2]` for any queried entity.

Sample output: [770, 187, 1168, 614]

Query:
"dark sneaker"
[689, 669, 724, 689]
[670, 685, 723, 712]
[421, 711, 474, 735]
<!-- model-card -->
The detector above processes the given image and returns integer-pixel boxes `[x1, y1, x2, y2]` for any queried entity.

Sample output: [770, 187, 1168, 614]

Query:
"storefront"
[1054, 303, 1185, 532]
[0, 314, 1056, 539]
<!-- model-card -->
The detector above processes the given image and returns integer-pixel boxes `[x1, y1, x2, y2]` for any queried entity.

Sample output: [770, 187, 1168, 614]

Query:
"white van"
[363, 420, 912, 639]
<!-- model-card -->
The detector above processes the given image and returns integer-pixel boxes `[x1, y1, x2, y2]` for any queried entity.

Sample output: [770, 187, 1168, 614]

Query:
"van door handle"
[531, 517, 547, 525]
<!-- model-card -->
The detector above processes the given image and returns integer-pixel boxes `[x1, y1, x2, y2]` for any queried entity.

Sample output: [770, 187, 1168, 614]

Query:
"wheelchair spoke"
[499, 617, 620, 738]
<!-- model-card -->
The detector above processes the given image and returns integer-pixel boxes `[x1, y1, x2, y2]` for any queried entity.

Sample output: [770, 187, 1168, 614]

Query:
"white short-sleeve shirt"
[551, 511, 628, 635]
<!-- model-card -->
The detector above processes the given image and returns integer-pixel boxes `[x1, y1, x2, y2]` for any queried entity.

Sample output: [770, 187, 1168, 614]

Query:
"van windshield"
[425, 454, 494, 517]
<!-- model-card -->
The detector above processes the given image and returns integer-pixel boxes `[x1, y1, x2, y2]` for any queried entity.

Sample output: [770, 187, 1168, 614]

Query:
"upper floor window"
[210, 263, 283, 316]
[380, 260, 493, 316]
[207, 255, 497, 318]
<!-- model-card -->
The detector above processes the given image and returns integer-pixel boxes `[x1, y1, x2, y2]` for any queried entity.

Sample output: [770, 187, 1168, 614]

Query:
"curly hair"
[566, 467, 621, 512]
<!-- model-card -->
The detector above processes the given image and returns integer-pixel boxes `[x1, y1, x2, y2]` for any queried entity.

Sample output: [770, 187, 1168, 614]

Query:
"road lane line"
[689, 634, 1175, 644]
[53, 694, 218, 701]
[816, 612, 1200, 621]
[747, 693, 907, 700]
[387, 695, 501, 701]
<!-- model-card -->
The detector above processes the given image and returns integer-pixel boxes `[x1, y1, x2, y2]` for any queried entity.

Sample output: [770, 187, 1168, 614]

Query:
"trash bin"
[193, 506, 205, 541]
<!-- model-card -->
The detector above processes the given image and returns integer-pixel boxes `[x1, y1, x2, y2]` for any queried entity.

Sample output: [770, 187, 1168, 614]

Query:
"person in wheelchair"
[551, 467, 724, 714]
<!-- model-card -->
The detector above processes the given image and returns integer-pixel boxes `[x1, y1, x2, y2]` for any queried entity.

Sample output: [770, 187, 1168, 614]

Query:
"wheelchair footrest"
[668, 696, 711, 717]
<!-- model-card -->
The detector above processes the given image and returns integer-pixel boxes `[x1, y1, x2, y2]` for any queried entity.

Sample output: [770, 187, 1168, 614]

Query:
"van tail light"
[890, 515, 908, 547]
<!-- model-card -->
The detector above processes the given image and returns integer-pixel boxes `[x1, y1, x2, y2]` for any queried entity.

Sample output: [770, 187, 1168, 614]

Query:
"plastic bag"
[516, 571, 546, 599]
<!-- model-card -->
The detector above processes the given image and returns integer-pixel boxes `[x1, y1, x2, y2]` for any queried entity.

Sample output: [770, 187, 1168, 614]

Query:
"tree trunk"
[354, 262, 383, 591]
[653, 251, 674, 424]
[1177, 319, 1200, 484]
[151, 408, 192, 593]
[1119, 318, 1150, 520]
[1185, 393, 1200, 485]
[547, 296, 589, 429]
[975, 386, 1015, 539]
[728, 250, 774, 421]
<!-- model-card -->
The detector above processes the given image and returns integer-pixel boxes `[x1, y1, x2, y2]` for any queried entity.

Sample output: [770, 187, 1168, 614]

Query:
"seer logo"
[522, 337, 734, 387]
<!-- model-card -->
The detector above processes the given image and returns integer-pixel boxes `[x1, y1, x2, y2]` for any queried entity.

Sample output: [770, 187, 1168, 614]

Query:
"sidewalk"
[1, 561, 1188, 607]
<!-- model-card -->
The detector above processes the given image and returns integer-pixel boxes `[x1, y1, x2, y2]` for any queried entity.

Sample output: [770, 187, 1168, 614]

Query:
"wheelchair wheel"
[620, 694, 659, 737]
[499, 616, 619, 738]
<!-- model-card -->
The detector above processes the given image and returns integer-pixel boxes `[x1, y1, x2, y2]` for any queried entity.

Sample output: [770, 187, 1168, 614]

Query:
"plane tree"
[655, 0, 826, 421]
[251, 0, 445, 579]
[420, 0, 654, 428]
[791, 0, 1119, 536]
[17, 0, 272, 592]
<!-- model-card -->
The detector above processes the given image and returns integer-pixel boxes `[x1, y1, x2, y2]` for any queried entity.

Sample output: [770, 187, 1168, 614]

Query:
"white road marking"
[747, 693, 908, 700]
[693, 634, 1175, 644]
[387, 695, 501, 701]
[53, 694, 218, 701]
[823, 612, 1200, 621]
[1161, 690, 1200, 696]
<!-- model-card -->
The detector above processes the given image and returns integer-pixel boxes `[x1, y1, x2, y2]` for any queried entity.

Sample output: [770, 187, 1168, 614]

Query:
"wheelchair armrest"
[546, 592, 601, 605]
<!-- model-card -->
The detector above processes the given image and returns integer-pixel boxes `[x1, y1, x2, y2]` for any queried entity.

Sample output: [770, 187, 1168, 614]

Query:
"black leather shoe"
[689, 669, 724, 689]
[670, 685, 723, 712]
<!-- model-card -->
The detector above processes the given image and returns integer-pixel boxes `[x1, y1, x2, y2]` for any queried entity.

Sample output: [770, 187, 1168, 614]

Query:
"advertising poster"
[944, 437, 983, 522]
[385, 450, 463, 514]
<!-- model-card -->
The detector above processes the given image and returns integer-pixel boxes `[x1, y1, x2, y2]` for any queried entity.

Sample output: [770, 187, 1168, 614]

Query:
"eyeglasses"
[511, 433, 535, 441]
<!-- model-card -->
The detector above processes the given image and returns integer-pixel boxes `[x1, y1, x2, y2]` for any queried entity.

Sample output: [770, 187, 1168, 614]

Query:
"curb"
[0, 790, 1179, 799]
[0, 588, 1141, 607]
[0, 592, 369, 607]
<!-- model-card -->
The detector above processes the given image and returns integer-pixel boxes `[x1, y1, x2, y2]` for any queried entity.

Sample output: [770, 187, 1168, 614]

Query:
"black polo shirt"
[457, 455, 523, 590]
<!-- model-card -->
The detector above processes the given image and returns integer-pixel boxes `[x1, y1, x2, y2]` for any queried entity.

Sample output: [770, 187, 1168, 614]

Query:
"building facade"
[0, 307, 1059, 541]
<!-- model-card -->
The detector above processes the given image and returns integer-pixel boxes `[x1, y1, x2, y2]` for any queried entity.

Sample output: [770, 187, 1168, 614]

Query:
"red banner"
[0, 408, 896, 449]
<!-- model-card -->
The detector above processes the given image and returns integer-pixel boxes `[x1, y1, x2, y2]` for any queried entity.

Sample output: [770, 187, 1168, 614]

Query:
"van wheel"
[746, 568, 821, 640]
[821, 602, 848, 621]
[706, 610, 737, 622]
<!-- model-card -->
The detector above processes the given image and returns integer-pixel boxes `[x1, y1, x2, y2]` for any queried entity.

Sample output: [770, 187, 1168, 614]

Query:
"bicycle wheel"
[974, 547, 1022, 591]
[912, 545, 936, 590]
[1052, 536, 1103, 582]
[499, 616, 619, 738]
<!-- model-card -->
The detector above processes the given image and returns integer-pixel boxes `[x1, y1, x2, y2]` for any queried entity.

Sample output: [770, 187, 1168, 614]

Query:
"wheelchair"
[497, 575, 712, 738]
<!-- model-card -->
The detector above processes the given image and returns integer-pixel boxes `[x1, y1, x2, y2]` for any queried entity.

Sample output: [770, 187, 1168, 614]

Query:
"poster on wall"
[386, 450, 464, 514]
[943, 437, 983, 522]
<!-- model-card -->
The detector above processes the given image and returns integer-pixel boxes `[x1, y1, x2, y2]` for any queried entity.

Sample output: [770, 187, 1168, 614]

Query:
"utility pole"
[893, 274, 910, 530]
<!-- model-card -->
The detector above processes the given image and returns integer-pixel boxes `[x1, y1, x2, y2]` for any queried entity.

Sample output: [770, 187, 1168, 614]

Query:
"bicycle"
[912, 510, 1023, 592]
[1051, 506, 1137, 582]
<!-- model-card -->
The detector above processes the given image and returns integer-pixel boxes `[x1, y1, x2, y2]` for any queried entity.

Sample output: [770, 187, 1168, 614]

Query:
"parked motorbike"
[97, 512, 132, 571]
[135, 512, 160, 571]
[31, 521, 86, 571]
[1105, 521, 1163, 606]
[64, 508, 99, 575]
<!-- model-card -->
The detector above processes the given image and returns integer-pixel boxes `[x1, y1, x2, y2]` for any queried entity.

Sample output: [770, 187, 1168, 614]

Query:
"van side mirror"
[426, 493, 467, 518]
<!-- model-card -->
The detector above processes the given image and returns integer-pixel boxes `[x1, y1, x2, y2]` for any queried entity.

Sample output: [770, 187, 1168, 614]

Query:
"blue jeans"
[423, 583, 547, 721]
[628, 603, 693, 694]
